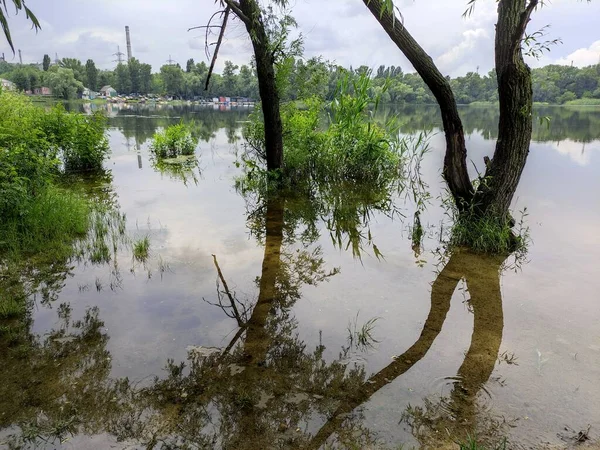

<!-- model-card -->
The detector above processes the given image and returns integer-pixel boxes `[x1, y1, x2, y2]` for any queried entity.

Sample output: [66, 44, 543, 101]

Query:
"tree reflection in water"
[1, 172, 516, 449]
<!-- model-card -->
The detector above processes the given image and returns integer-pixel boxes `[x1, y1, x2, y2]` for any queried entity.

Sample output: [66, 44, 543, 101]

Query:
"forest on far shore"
[2, 56, 600, 105]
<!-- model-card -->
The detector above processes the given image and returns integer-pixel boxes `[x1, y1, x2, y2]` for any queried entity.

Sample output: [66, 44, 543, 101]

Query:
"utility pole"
[0, 53, 5, 62]
[55, 52, 59, 65]
[113, 46, 125, 65]
[166, 55, 175, 65]
[18, 49, 22, 64]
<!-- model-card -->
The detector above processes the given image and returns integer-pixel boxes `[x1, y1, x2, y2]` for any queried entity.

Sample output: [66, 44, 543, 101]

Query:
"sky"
[2, 0, 600, 77]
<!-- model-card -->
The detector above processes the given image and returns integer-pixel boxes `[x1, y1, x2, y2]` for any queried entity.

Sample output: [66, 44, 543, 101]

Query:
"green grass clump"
[151, 123, 198, 158]
[448, 209, 529, 255]
[0, 297, 25, 319]
[132, 236, 150, 262]
[459, 435, 507, 450]
[0, 185, 91, 259]
[243, 71, 404, 184]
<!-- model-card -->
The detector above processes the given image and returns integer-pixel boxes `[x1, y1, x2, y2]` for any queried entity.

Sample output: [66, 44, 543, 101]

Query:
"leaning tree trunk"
[362, 0, 474, 207]
[364, 0, 536, 228]
[236, 0, 284, 171]
[474, 0, 536, 222]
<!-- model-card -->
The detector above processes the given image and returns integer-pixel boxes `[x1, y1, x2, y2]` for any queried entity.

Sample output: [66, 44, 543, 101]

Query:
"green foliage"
[42, 54, 50, 72]
[0, 91, 110, 260]
[58, 111, 110, 172]
[244, 71, 403, 183]
[0, 185, 90, 258]
[445, 202, 530, 256]
[45, 67, 84, 99]
[132, 236, 150, 262]
[150, 123, 198, 158]
[0, 0, 40, 53]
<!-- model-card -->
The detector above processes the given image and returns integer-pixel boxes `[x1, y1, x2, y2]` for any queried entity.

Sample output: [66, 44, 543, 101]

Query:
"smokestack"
[125, 26, 132, 61]
[18, 49, 22, 64]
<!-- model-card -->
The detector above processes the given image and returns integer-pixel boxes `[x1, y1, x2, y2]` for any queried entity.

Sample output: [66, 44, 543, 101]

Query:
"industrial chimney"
[125, 26, 132, 61]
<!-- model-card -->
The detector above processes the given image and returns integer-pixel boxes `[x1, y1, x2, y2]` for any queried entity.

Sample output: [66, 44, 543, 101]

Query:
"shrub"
[151, 123, 198, 158]
[0, 93, 109, 173]
[0, 91, 110, 261]
[242, 72, 402, 184]
[60, 111, 110, 172]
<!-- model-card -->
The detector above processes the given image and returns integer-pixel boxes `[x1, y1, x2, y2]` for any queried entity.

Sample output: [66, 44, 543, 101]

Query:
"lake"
[1, 103, 599, 449]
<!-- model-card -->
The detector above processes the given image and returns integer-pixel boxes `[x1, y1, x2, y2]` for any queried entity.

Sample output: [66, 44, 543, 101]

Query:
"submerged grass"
[0, 186, 91, 260]
[132, 236, 150, 262]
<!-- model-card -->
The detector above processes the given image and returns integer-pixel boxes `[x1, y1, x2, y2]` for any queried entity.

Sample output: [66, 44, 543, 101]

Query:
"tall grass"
[132, 236, 150, 262]
[242, 71, 405, 184]
[150, 123, 198, 158]
[0, 186, 90, 259]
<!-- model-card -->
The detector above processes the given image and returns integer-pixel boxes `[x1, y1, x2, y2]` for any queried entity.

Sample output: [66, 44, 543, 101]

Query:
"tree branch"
[205, 6, 230, 90]
[221, 0, 250, 24]
[514, 0, 539, 51]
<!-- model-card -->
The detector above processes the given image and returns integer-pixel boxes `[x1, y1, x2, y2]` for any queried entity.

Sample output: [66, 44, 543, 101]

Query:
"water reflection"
[2, 105, 599, 448]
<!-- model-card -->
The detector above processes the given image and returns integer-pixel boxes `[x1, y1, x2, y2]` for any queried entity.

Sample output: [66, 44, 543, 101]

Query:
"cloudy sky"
[3, 0, 600, 76]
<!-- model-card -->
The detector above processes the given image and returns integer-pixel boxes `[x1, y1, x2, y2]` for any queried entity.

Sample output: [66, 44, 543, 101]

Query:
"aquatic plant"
[150, 123, 198, 158]
[242, 71, 406, 184]
[132, 236, 150, 262]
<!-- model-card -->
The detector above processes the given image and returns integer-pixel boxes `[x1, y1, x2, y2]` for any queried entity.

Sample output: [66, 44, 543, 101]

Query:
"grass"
[0, 186, 91, 260]
[132, 236, 150, 262]
[150, 123, 198, 158]
[449, 213, 522, 254]
[347, 313, 380, 351]
[459, 435, 508, 449]
[564, 98, 600, 106]
[0, 297, 25, 319]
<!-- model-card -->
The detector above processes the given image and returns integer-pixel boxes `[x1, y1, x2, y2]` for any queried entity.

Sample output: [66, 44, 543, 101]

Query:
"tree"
[222, 60, 239, 94]
[98, 70, 114, 89]
[206, 0, 285, 171]
[42, 54, 51, 71]
[59, 58, 86, 84]
[45, 67, 84, 99]
[363, 0, 543, 240]
[114, 63, 131, 94]
[139, 63, 152, 95]
[85, 59, 98, 90]
[159, 64, 184, 96]
[186, 58, 195, 73]
[128, 57, 141, 93]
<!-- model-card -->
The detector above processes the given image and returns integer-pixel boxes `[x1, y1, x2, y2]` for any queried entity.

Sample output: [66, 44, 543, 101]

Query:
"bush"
[243, 72, 403, 184]
[0, 185, 90, 259]
[58, 111, 110, 172]
[0, 93, 109, 173]
[0, 91, 110, 261]
[151, 123, 198, 158]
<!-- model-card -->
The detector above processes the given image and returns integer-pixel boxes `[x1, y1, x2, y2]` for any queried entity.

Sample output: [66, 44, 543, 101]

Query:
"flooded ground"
[1, 103, 599, 449]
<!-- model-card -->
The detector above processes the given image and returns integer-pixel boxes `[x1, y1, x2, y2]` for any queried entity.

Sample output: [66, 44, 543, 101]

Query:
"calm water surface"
[1, 103, 599, 449]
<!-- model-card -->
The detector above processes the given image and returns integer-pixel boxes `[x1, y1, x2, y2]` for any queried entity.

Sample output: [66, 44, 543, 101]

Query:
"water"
[1, 103, 599, 449]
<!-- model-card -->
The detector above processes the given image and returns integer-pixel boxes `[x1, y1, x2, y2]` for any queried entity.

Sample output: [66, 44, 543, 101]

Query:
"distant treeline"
[1, 55, 600, 104]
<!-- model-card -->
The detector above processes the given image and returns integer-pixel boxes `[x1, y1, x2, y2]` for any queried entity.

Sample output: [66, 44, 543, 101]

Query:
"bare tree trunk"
[475, 0, 535, 222]
[362, 0, 473, 207]
[235, 0, 284, 171]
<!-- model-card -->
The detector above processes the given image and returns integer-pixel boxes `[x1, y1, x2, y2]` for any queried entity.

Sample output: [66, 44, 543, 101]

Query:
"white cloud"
[551, 139, 600, 166]
[437, 28, 491, 75]
[3, 0, 600, 74]
[556, 40, 600, 67]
